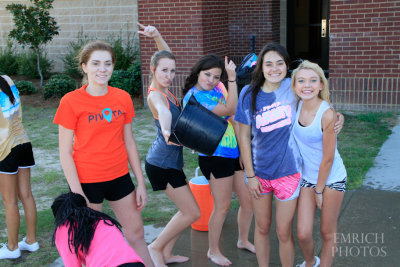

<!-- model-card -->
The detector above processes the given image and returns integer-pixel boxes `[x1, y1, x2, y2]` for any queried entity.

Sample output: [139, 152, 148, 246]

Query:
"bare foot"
[207, 249, 232, 266]
[148, 244, 167, 267]
[164, 255, 190, 264]
[237, 240, 256, 254]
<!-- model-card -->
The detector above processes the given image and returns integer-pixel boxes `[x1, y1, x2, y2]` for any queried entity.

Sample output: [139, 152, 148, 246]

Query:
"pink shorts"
[257, 173, 301, 201]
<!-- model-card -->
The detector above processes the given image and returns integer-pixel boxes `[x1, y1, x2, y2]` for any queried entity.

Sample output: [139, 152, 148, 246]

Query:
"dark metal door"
[287, 0, 329, 75]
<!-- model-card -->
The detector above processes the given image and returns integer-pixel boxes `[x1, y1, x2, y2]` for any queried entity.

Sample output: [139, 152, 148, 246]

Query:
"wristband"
[228, 79, 236, 82]
[314, 188, 323, 194]
[247, 175, 256, 179]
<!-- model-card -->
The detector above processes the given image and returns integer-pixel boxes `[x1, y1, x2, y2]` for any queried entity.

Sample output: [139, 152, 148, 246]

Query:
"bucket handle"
[171, 132, 184, 146]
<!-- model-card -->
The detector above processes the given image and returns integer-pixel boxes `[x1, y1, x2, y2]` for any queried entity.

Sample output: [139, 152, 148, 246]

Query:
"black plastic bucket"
[169, 94, 228, 156]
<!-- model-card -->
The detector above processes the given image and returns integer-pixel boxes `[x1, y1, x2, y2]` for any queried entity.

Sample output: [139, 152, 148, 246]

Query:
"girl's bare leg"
[110, 191, 155, 267]
[17, 168, 37, 244]
[207, 174, 234, 266]
[232, 170, 255, 253]
[0, 173, 19, 250]
[320, 188, 344, 267]
[252, 194, 273, 267]
[148, 184, 200, 267]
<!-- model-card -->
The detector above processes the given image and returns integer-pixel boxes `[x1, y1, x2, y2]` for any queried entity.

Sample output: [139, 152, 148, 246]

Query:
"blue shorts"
[0, 142, 35, 174]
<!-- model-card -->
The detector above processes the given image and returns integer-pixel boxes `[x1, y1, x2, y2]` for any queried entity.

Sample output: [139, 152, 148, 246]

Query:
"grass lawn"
[0, 102, 398, 266]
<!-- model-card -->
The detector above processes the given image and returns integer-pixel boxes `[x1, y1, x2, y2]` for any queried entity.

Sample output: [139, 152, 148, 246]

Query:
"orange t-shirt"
[53, 85, 135, 183]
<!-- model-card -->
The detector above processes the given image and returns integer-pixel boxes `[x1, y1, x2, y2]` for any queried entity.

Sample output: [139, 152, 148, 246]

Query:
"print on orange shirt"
[88, 108, 126, 123]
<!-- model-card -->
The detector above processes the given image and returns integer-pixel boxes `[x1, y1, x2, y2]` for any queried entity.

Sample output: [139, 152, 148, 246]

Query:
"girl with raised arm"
[182, 54, 241, 266]
[138, 23, 201, 267]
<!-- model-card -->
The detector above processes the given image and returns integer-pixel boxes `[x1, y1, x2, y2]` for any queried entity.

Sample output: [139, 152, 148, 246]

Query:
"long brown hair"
[183, 54, 225, 96]
[244, 42, 291, 114]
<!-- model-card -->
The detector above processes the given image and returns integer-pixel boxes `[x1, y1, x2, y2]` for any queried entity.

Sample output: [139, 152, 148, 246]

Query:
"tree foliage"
[6, 0, 59, 86]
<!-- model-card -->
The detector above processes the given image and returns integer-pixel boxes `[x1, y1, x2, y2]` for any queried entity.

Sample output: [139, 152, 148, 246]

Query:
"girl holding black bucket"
[182, 55, 247, 266]
[234, 43, 344, 267]
[138, 23, 201, 267]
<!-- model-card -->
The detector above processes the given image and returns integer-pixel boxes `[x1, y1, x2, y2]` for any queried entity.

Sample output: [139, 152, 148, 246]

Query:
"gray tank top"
[146, 88, 183, 170]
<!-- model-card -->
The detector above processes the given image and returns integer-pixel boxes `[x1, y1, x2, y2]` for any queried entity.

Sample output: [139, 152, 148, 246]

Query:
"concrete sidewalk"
[49, 117, 400, 266]
[167, 117, 400, 267]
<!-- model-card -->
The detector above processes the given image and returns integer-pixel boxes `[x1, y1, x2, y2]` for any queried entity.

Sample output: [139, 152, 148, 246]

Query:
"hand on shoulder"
[322, 107, 337, 131]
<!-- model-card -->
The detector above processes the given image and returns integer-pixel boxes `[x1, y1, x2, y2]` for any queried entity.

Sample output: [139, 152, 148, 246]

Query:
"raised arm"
[138, 22, 171, 52]
[211, 57, 238, 117]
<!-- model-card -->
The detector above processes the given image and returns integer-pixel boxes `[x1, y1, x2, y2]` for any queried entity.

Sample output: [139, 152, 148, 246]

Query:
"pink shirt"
[55, 220, 144, 267]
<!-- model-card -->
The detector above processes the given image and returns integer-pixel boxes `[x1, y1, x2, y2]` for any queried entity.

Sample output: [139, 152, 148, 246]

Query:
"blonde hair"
[291, 60, 330, 104]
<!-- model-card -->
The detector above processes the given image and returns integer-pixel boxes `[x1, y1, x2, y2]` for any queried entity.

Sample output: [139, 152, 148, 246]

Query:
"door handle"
[321, 19, 327, 37]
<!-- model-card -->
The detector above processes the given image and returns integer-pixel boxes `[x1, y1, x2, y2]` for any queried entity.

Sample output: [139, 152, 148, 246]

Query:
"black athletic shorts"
[118, 262, 145, 267]
[198, 156, 237, 180]
[0, 142, 35, 174]
[81, 173, 135, 204]
[234, 157, 243, 171]
[145, 161, 187, 191]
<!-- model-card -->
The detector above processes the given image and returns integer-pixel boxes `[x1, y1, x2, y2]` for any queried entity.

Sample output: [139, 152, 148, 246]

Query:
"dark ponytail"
[51, 192, 122, 256]
[0, 76, 16, 105]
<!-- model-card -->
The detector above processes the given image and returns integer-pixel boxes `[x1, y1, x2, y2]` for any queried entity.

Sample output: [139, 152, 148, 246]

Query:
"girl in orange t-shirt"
[54, 40, 154, 267]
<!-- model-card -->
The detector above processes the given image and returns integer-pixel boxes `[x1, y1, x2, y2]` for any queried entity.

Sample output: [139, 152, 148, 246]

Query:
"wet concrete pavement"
[166, 117, 400, 267]
[49, 116, 400, 266]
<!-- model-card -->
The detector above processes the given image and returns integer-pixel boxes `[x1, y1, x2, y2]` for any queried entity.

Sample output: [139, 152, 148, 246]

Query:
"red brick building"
[138, 0, 400, 110]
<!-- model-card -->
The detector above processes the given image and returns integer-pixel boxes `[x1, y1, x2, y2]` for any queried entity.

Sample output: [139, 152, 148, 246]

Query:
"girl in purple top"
[235, 43, 344, 267]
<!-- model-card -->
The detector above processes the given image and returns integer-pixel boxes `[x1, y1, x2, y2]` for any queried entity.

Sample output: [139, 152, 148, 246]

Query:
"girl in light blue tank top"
[291, 60, 347, 267]
[138, 23, 201, 267]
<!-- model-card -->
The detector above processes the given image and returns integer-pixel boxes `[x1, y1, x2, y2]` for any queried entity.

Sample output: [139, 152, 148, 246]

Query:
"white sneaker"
[296, 256, 320, 267]
[0, 243, 21, 259]
[18, 237, 40, 252]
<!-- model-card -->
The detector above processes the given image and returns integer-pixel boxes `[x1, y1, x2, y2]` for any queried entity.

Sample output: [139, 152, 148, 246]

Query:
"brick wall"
[329, 0, 400, 110]
[202, 0, 229, 56]
[0, 0, 139, 73]
[138, 0, 204, 98]
[138, 0, 279, 99]
[229, 0, 280, 59]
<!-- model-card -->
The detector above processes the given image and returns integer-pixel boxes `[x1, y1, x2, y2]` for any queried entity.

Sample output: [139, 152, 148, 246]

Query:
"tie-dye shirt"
[0, 76, 29, 161]
[234, 78, 302, 180]
[183, 82, 239, 159]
